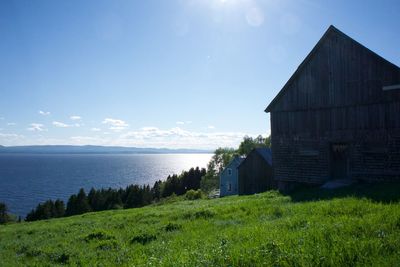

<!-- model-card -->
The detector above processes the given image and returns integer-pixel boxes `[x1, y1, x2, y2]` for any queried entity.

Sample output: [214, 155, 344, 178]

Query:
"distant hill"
[0, 145, 212, 154]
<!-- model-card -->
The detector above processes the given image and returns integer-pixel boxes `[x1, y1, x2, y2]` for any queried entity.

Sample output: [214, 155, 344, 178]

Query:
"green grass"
[1, 184, 400, 266]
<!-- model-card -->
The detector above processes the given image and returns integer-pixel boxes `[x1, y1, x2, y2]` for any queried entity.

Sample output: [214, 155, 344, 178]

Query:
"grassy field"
[1, 183, 400, 266]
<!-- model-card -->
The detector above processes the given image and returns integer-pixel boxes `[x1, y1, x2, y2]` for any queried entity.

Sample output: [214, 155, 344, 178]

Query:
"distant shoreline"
[0, 152, 213, 155]
[0, 145, 213, 154]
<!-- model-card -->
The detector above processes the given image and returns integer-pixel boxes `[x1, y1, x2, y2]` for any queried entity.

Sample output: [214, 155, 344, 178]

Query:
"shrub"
[84, 231, 114, 242]
[164, 222, 182, 232]
[185, 189, 203, 200]
[130, 233, 157, 245]
[96, 240, 119, 251]
[184, 209, 216, 220]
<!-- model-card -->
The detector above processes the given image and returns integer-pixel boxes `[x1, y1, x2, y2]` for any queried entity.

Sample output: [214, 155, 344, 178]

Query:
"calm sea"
[0, 153, 212, 217]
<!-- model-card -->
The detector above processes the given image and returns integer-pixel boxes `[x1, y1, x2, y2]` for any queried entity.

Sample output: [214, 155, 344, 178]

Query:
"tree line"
[25, 167, 206, 221]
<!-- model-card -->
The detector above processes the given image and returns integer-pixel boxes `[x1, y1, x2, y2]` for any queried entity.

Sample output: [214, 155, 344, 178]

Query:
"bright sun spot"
[192, 0, 266, 27]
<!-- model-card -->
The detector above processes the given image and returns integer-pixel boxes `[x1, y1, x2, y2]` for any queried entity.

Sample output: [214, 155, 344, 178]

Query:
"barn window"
[227, 168, 232, 175]
[228, 183, 232, 191]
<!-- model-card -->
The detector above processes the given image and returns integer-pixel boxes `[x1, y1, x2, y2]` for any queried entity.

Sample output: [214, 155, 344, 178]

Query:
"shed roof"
[222, 156, 245, 173]
[234, 156, 245, 166]
[239, 147, 272, 168]
[254, 148, 272, 165]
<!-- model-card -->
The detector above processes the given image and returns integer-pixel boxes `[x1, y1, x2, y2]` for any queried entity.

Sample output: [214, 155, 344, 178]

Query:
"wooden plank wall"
[238, 153, 275, 195]
[269, 29, 400, 184]
[272, 103, 400, 137]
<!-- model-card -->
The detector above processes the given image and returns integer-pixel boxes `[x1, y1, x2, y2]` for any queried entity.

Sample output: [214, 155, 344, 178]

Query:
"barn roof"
[264, 25, 400, 113]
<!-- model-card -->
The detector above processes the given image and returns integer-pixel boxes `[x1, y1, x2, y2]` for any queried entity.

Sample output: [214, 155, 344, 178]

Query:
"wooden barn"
[265, 25, 400, 190]
[238, 148, 275, 195]
[220, 156, 244, 197]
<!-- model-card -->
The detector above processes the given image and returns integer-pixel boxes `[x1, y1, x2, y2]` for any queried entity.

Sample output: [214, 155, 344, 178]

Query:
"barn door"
[330, 143, 349, 180]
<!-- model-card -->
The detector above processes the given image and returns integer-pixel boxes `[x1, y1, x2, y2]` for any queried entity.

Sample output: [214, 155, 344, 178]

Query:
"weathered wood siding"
[238, 152, 275, 195]
[268, 27, 400, 184]
[270, 30, 400, 112]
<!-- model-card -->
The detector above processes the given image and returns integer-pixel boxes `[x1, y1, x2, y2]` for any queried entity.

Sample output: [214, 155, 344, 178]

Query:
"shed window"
[227, 168, 232, 176]
[228, 183, 232, 192]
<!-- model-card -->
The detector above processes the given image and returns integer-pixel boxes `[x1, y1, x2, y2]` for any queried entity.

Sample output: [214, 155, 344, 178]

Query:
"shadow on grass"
[287, 182, 400, 203]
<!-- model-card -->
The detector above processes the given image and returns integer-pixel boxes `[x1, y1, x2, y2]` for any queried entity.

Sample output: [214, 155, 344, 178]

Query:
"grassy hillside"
[1, 183, 400, 266]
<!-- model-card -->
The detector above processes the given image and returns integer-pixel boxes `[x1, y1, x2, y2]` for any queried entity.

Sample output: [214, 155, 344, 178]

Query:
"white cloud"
[51, 121, 82, 128]
[38, 110, 50, 116]
[176, 121, 193, 125]
[141, 127, 159, 132]
[70, 115, 81, 121]
[118, 126, 257, 149]
[208, 125, 215, 129]
[102, 118, 128, 127]
[102, 118, 129, 132]
[52, 121, 71, 128]
[109, 126, 126, 132]
[21, 126, 254, 149]
[7, 122, 16, 126]
[0, 133, 22, 138]
[28, 123, 46, 132]
[7, 119, 267, 149]
[0, 133, 24, 145]
[176, 121, 185, 125]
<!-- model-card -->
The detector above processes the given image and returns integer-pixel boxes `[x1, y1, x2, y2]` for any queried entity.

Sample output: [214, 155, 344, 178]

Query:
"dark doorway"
[330, 143, 349, 180]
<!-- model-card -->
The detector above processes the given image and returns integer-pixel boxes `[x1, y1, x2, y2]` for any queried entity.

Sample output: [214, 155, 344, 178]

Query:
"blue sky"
[0, 0, 399, 149]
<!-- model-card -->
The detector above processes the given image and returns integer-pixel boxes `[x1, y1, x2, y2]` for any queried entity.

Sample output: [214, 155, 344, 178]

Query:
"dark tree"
[105, 189, 123, 209]
[162, 174, 181, 197]
[125, 185, 143, 208]
[26, 199, 65, 221]
[142, 185, 152, 205]
[237, 135, 270, 156]
[65, 194, 78, 216]
[0, 202, 10, 224]
[76, 188, 91, 214]
[54, 199, 65, 217]
[151, 180, 162, 200]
